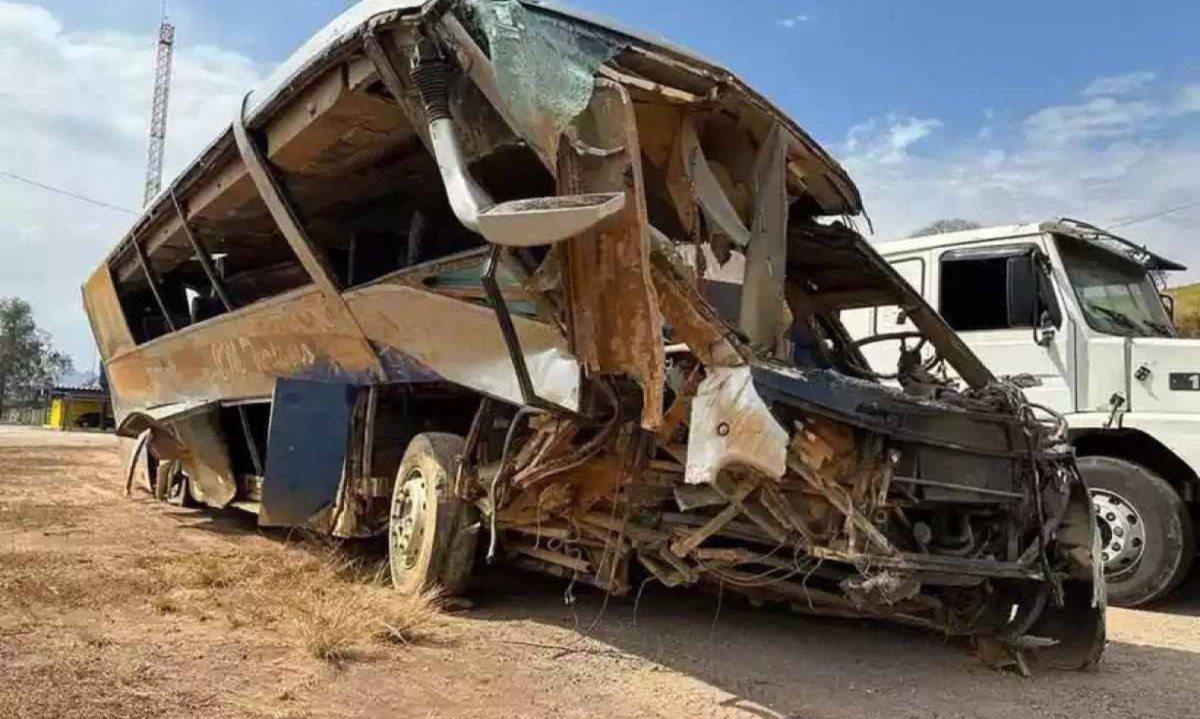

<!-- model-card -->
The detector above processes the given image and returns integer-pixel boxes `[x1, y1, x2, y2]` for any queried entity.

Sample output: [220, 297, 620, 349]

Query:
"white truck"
[845, 218, 1196, 606]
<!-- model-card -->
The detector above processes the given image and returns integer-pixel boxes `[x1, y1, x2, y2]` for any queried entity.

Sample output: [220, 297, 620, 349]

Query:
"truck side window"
[940, 255, 1030, 331]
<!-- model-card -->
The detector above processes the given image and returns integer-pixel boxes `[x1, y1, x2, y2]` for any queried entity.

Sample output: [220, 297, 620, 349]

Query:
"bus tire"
[388, 433, 478, 596]
[1078, 455, 1194, 606]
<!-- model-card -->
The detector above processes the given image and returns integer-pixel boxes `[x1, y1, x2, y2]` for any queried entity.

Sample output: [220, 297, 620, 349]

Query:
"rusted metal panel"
[558, 79, 665, 429]
[82, 265, 135, 361]
[106, 286, 383, 420]
[648, 240, 743, 368]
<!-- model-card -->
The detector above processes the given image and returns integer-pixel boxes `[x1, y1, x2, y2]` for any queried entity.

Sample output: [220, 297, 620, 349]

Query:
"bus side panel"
[105, 286, 381, 425]
[82, 266, 136, 363]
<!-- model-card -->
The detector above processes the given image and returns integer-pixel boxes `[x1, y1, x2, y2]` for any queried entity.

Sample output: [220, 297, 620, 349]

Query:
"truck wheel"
[1077, 456, 1194, 606]
[389, 433, 478, 596]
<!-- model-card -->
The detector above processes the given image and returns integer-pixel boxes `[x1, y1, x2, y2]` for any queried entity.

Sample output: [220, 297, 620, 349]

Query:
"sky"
[2, 0, 1200, 369]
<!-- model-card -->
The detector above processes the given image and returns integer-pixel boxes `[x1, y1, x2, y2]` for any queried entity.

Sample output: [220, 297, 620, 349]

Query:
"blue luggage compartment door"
[260, 378, 356, 527]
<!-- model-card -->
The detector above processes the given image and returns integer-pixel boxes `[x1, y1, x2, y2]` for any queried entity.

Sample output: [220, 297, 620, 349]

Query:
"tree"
[0, 298, 73, 417]
[910, 218, 983, 237]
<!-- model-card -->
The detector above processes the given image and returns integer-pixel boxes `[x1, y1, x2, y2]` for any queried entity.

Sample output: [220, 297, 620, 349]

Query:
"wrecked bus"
[83, 0, 1103, 670]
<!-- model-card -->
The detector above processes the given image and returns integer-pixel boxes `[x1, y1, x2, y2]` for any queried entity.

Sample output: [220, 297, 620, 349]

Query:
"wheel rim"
[1092, 488, 1146, 578]
[390, 468, 429, 578]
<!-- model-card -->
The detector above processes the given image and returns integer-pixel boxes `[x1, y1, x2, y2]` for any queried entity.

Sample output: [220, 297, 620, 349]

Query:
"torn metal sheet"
[737, 122, 789, 351]
[685, 365, 788, 486]
[105, 286, 383, 422]
[670, 116, 752, 250]
[166, 403, 238, 507]
[648, 241, 743, 368]
[82, 265, 135, 362]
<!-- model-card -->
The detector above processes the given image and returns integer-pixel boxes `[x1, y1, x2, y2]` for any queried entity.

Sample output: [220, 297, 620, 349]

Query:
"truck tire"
[1077, 456, 1194, 606]
[388, 433, 478, 596]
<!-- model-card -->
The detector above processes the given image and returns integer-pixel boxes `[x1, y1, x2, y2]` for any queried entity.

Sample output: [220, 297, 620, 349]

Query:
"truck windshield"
[1055, 235, 1174, 337]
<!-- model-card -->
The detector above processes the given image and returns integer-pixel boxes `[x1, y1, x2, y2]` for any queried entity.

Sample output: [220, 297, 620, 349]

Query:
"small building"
[44, 386, 113, 431]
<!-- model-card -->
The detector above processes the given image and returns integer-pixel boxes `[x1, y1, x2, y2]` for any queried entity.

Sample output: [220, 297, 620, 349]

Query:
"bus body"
[83, 0, 1103, 669]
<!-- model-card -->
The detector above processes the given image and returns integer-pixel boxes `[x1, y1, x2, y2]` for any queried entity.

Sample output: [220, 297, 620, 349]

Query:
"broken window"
[111, 192, 312, 345]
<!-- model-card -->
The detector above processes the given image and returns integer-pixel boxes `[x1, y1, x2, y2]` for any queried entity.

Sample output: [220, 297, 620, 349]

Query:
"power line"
[0, 170, 137, 215]
[1107, 198, 1200, 230]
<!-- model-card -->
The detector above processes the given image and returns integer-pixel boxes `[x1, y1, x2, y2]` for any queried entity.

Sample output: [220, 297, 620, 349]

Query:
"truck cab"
[857, 218, 1196, 605]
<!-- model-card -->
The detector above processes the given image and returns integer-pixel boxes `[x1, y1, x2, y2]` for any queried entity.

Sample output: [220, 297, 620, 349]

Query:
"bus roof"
[115, 0, 862, 270]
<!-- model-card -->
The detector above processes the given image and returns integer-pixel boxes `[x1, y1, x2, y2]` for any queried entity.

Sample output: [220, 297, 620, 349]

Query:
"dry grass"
[258, 554, 447, 663]
[0, 438, 448, 669]
[171, 546, 450, 662]
[288, 578, 445, 662]
[0, 653, 178, 719]
[0, 500, 80, 530]
[0, 539, 448, 665]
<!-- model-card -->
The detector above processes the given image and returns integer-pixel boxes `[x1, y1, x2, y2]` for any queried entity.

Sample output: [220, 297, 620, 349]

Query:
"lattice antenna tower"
[143, 3, 175, 207]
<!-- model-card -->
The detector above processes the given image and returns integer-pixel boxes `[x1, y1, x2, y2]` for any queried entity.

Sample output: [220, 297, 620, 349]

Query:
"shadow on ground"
[463, 568, 1198, 719]
[155, 501, 1200, 719]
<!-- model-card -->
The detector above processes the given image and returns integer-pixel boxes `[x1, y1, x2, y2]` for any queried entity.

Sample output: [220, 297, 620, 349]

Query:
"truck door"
[936, 243, 1074, 412]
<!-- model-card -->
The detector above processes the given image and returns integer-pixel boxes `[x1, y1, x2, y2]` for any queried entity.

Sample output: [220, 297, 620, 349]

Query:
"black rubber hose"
[410, 59, 451, 124]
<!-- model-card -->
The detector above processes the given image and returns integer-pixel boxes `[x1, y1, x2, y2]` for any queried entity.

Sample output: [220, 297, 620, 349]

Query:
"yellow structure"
[44, 387, 111, 431]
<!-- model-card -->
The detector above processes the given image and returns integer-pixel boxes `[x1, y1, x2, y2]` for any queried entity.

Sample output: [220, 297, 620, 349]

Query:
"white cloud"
[844, 115, 943, 165]
[1173, 84, 1200, 114]
[840, 75, 1200, 283]
[1082, 71, 1156, 97]
[1023, 96, 1159, 145]
[1021, 76, 1200, 146]
[0, 2, 265, 366]
[776, 14, 810, 28]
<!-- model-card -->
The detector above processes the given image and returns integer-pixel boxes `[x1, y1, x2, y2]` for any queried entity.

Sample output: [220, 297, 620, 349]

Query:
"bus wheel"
[389, 433, 478, 596]
[1078, 456, 1194, 606]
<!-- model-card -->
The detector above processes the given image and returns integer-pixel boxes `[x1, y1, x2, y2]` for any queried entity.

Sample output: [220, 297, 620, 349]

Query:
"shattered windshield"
[1055, 235, 1174, 337]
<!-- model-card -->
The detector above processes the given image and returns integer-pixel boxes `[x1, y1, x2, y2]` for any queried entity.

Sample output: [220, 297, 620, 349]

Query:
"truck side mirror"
[1161, 293, 1176, 321]
[1006, 255, 1038, 326]
[1007, 252, 1060, 346]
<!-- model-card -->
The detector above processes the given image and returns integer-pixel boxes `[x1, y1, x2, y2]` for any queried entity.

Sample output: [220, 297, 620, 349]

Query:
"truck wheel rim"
[391, 469, 428, 575]
[1092, 489, 1146, 578]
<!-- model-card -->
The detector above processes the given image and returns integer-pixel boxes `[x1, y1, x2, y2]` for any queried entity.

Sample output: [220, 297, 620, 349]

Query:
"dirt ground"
[2, 426, 1199, 719]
